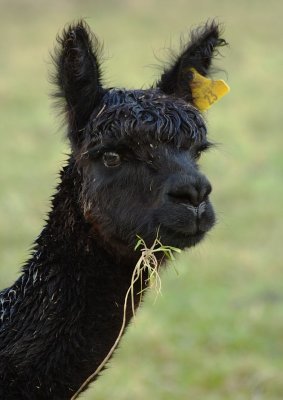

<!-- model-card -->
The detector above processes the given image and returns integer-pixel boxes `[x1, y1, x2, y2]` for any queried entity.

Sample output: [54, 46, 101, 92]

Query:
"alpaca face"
[52, 21, 227, 257]
[78, 88, 215, 255]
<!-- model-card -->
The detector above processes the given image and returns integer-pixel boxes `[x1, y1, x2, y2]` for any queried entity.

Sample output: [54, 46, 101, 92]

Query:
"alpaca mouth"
[156, 201, 215, 249]
[155, 199, 215, 238]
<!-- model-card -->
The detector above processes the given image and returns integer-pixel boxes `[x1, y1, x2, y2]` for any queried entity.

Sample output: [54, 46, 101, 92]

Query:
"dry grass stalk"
[70, 235, 180, 400]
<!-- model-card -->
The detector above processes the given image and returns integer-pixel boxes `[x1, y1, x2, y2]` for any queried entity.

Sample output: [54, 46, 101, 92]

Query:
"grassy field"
[0, 0, 282, 399]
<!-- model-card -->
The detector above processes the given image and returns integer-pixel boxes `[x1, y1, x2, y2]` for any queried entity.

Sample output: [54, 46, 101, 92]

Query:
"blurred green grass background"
[0, 0, 282, 399]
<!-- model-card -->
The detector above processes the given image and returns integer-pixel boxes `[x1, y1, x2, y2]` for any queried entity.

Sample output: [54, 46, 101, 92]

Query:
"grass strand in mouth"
[70, 235, 181, 400]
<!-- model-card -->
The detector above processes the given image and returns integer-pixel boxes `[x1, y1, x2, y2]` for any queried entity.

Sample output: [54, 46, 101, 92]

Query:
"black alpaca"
[0, 20, 227, 399]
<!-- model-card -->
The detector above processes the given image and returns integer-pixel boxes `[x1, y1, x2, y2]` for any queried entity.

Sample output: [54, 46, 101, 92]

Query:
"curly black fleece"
[0, 19, 227, 399]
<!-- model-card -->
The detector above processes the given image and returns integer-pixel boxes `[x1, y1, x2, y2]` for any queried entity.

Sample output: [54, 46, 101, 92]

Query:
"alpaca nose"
[167, 177, 212, 207]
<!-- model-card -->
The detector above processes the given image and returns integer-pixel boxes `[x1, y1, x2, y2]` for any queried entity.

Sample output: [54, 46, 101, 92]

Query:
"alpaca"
[0, 20, 228, 399]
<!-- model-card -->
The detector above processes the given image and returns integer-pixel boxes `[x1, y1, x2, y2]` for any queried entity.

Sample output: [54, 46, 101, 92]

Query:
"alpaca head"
[53, 20, 227, 260]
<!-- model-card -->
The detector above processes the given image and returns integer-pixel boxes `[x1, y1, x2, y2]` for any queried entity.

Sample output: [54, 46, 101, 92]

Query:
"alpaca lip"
[156, 199, 214, 239]
[159, 226, 206, 249]
[162, 225, 205, 236]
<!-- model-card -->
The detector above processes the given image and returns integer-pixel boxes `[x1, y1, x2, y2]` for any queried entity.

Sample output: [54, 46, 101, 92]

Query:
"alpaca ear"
[157, 21, 228, 109]
[52, 20, 104, 144]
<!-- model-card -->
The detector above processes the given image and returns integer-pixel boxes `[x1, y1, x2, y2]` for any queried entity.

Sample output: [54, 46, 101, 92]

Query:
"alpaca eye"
[195, 150, 202, 160]
[193, 142, 212, 161]
[102, 152, 121, 167]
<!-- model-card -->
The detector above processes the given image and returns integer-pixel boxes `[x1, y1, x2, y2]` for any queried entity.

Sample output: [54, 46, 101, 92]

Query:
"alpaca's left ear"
[52, 20, 104, 145]
[156, 21, 228, 110]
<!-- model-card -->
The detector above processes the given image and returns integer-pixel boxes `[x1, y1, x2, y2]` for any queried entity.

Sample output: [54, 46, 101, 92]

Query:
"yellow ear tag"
[190, 68, 230, 111]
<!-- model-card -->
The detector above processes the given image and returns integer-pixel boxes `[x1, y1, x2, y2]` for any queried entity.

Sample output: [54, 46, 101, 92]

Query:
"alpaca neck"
[0, 161, 143, 399]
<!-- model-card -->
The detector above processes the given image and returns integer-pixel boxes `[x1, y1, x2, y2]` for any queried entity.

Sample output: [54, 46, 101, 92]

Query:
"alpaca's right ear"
[52, 21, 104, 145]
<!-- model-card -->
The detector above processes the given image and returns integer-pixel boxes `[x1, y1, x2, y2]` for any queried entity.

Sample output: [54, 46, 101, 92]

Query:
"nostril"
[168, 191, 194, 205]
[203, 182, 212, 198]
[167, 187, 199, 206]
